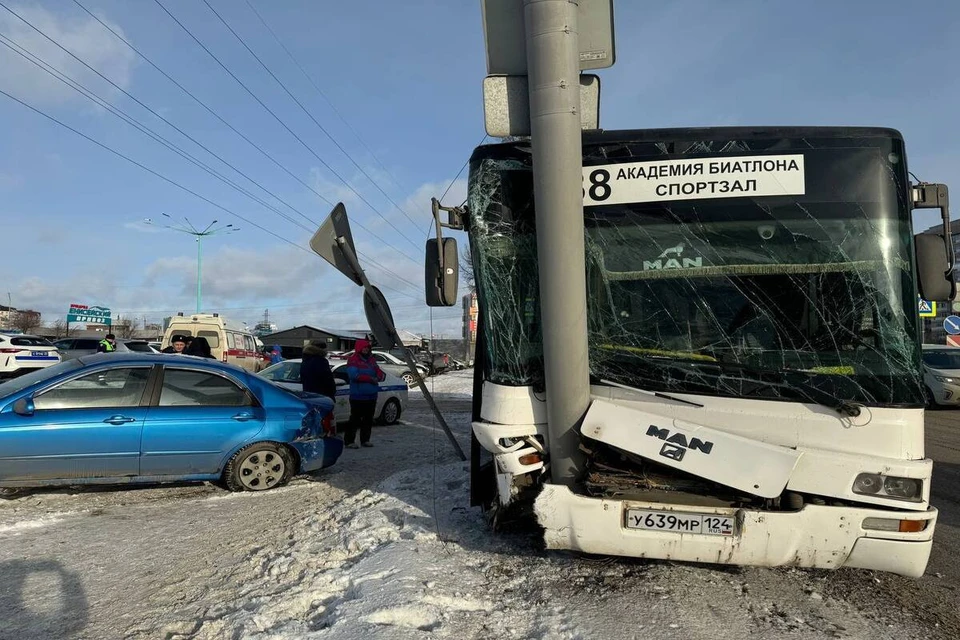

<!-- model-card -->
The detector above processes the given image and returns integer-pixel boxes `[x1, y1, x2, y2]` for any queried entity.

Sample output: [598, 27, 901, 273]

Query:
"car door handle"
[232, 412, 253, 422]
[104, 415, 136, 425]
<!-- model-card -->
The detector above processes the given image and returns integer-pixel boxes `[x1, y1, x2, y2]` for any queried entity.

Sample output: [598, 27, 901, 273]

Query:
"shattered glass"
[467, 131, 925, 406]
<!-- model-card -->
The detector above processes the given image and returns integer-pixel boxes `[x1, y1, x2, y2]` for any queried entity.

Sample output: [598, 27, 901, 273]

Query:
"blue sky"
[1, 0, 958, 336]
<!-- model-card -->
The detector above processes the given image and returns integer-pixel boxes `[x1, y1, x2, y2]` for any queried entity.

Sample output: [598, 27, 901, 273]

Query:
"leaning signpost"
[310, 204, 467, 461]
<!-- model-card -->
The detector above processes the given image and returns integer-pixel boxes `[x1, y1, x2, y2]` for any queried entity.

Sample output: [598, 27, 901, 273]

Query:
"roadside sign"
[945, 315, 960, 335]
[919, 297, 937, 318]
[481, 0, 616, 75]
[67, 304, 111, 324]
[309, 203, 362, 286]
[483, 74, 600, 137]
[363, 286, 398, 350]
[947, 335, 960, 348]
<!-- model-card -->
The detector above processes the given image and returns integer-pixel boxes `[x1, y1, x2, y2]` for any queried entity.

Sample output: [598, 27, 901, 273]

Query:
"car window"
[227, 332, 236, 349]
[53, 339, 73, 349]
[373, 354, 387, 363]
[124, 342, 152, 353]
[243, 335, 254, 351]
[923, 350, 960, 369]
[75, 339, 101, 350]
[197, 330, 220, 349]
[159, 368, 251, 407]
[10, 336, 53, 347]
[33, 367, 152, 410]
[261, 362, 301, 382]
[334, 371, 349, 385]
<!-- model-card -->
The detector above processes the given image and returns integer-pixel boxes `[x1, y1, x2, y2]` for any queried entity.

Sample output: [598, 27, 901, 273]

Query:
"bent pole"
[335, 237, 467, 462]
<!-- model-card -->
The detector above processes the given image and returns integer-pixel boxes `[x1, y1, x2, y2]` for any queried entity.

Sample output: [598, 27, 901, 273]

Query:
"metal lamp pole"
[144, 214, 239, 313]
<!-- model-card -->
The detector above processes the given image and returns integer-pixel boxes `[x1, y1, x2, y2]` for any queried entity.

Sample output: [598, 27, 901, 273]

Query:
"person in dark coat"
[183, 336, 215, 359]
[162, 334, 188, 354]
[300, 341, 336, 401]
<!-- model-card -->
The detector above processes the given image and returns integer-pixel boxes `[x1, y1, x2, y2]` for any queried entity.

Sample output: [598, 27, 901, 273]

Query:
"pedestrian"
[97, 333, 117, 353]
[269, 345, 284, 365]
[344, 339, 384, 449]
[183, 336, 215, 359]
[162, 334, 188, 354]
[301, 341, 336, 401]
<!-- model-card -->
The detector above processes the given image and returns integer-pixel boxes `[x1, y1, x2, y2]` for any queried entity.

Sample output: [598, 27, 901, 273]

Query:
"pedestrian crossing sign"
[919, 297, 937, 317]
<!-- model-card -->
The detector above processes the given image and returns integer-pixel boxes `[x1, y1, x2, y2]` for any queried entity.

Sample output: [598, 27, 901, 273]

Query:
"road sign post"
[311, 204, 467, 462]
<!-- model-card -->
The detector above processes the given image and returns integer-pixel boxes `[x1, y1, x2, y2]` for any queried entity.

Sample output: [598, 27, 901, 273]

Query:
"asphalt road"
[818, 409, 960, 639]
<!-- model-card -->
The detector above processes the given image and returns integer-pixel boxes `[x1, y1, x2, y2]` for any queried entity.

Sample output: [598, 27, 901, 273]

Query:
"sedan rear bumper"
[291, 436, 344, 473]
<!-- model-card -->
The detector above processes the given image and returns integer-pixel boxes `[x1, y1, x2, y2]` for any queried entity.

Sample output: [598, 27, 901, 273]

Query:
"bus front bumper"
[535, 484, 937, 578]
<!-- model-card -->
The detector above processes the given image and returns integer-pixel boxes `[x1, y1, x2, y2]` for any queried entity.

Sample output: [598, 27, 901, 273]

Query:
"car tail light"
[321, 412, 336, 436]
[222, 350, 228, 363]
[0, 348, 21, 353]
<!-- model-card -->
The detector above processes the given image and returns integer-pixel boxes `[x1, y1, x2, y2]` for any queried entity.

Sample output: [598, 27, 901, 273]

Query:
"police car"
[258, 359, 407, 425]
[0, 333, 61, 379]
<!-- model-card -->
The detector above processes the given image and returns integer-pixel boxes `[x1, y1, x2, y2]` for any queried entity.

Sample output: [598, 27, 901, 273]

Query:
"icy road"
[1, 371, 958, 639]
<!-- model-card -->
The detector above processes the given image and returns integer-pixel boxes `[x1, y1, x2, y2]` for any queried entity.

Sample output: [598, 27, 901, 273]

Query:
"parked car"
[449, 359, 468, 371]
[258, 359, 407, 425]
[329, 350, 428, 386]
[119, 339, 160, 353]
[0, 333, 61, 379]
[0, 353, 343, 493]
[148, 341, 162, 352]
[922, 344, 960, 407]
[52, 337, 130, 361]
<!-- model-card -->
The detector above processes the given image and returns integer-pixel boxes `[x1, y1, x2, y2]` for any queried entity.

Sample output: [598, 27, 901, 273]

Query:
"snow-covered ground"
[0, 371, 948, 639]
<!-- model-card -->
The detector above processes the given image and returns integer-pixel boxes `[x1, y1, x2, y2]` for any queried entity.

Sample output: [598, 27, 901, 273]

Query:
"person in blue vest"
[97, 334, 117, 353]
[344, 339, 385, 449]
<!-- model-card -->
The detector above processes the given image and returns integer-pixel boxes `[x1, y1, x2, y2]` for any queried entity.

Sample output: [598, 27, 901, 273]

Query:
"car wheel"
[222, 442, 293, 492]
[925, 386, 940, 409]
[401, 372, 415, 386]
[380, 398, 402, 425]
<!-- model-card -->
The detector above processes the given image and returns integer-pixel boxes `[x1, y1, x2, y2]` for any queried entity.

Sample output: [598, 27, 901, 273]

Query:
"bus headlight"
[883, 476, 922, 500]
[852, 473, 923, 502]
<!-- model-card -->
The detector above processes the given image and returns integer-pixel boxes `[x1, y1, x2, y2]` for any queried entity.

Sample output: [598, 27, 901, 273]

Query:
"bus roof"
[471, 126, 904, 162]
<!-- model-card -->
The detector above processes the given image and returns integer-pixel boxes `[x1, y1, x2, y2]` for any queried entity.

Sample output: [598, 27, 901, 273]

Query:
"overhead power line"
[153, 0, 423, 254]
[241, 0, 409, 197]
[214, 0, 423, 233]
[73, 0, 419, 264]
[0, 86, 421, 301]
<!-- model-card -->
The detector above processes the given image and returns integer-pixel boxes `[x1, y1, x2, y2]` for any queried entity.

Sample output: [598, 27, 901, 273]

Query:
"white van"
[161, 313, 264, 373]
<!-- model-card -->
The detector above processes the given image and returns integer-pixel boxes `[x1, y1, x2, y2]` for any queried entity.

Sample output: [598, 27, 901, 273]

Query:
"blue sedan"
[0, 353, 344, 493]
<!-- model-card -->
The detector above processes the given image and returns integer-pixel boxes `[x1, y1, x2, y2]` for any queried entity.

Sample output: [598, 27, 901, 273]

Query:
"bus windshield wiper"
[601, 350, 863, 417]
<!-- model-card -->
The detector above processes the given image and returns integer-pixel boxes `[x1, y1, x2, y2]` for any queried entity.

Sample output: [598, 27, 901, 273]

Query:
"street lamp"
[144, 214, 239, 314]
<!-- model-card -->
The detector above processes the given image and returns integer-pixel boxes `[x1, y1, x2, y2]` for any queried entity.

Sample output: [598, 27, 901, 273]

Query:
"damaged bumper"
[535, 483, 937, 578]
[290, 436, 344, 473]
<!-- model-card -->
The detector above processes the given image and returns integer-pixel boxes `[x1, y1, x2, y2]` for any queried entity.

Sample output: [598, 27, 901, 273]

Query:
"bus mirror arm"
[425, 198, 466, 307]
[912, 182, 956, 301]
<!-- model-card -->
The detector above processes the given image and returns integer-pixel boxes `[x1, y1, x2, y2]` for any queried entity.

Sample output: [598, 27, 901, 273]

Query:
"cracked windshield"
[469, 134, 923, 407]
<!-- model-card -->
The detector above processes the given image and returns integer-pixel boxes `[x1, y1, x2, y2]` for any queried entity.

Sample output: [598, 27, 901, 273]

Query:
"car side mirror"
[13, 397, 35, 416]
[915, 233, 956, 302]
[425, 238, 459, 306]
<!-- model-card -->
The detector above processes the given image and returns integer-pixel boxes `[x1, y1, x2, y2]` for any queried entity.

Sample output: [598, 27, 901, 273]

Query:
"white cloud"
[0, 3, 137, 107]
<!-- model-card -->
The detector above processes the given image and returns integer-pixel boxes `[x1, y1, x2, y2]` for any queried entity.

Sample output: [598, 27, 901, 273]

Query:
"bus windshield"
[467, 130, 924, 406]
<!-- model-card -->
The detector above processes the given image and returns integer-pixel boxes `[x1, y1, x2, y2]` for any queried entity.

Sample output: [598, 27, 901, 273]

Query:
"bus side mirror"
[425, 237, 459, 306]
[915, 233, 956, 302]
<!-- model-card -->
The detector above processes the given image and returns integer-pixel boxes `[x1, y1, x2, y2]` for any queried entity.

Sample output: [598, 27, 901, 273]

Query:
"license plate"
[31, 351, 49, 357]
[625, 509, 735, 536]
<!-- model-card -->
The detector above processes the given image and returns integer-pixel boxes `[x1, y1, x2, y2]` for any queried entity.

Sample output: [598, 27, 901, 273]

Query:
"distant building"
[462, 291, 478, 363]
[261, 326, 369, 358]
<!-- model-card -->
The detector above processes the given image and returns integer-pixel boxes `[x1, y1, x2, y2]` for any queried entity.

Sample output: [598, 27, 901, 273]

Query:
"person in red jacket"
[344, 339, 385, 448]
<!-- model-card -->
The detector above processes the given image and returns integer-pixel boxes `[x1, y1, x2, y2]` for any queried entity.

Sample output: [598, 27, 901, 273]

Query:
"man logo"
[646, 425, 714, 462]
[659, 443, 686, 461]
